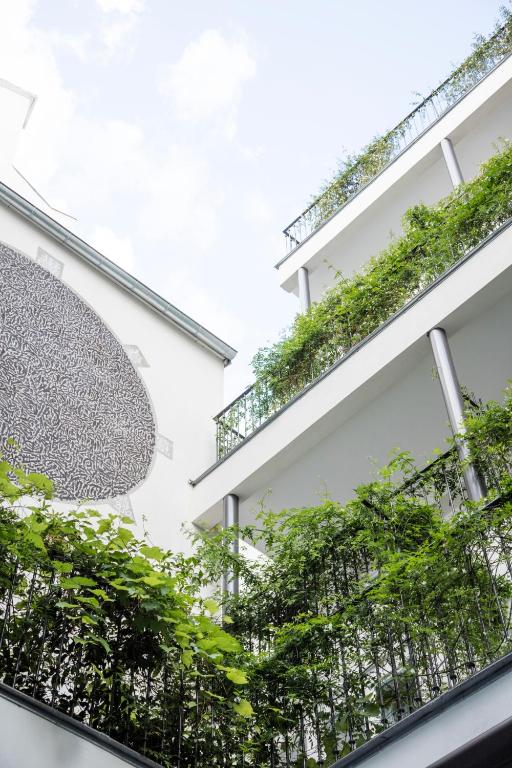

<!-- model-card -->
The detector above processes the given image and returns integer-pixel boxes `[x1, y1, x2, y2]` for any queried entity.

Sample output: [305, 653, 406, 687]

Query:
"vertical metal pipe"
[440, 138, 464, 188]
[298, 266, 311, 313]
[428, 327, 485, 501]
[222, 493, 239, 596]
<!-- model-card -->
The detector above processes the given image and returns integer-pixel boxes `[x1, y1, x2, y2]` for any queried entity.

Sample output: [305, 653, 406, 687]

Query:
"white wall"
[0, 689, 158, 768]
[0, 201, 226, 554]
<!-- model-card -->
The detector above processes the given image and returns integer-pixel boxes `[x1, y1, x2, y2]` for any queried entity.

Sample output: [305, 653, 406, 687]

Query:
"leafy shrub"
[254, 142, 512, 401]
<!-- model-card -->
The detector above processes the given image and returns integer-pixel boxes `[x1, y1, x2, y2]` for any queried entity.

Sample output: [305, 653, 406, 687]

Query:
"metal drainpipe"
[298, 267, 311, 313]
[440, 137, 464, 188]
[222, 494, 239, 596]
[428, 327, 485, 501]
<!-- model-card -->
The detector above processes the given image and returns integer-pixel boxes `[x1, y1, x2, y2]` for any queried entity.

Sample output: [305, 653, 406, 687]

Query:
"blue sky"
[0, 0, 504, 400]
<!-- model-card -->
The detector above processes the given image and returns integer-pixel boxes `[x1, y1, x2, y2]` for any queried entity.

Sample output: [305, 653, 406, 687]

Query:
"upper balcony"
[277, 21, 512, 305]
[191, 208, 512, 530]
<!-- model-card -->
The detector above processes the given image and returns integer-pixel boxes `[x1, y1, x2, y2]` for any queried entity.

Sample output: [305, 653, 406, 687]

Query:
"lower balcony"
[2, 414, 512, 766]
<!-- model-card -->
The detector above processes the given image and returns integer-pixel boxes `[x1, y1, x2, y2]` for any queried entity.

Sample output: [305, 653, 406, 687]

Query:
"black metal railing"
[0, 563, 233, 765]
[282, 22, 512, 253]
[0, 447, 511, 766]
[215, 216, 512, 460]
[226, 447, 512, 766]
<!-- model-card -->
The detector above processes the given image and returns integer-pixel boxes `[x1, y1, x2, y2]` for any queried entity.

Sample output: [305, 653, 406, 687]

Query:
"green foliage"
[2, 389, 512, 765]
[253, 141, 512, 402]
[309, 7, 512, 227]
[0, 461, 252, 766]
[200, 388, 512, 765]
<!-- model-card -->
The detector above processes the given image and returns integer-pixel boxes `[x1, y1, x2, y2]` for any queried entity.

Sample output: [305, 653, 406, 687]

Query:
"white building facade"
[0, 78, 236, 553]
[1, 22, 512, 767]
[190, 31, 512, 544]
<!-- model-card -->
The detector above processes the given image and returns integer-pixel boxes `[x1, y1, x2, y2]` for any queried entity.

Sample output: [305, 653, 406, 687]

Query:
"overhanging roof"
[0, 180, 237, 365]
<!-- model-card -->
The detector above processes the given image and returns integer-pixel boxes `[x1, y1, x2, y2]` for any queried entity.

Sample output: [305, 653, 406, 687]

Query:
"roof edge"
[0, 180, 237, 365]
[0, 681, 164, 768]
[330, 650, 512, 768]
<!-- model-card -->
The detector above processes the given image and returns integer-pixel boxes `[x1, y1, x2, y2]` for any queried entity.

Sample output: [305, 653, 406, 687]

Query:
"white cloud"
[162, 30, 256, 129]
[96, 0, 145, 16]
[47, 30, 90, 62]
[95, 0, 145, 58]
[160, 268, 246, 352]
[244, 191, 272, 225]
[0, 0, 253, 327]
[90, 225, 135, 273]
[137, 145, 222, 251]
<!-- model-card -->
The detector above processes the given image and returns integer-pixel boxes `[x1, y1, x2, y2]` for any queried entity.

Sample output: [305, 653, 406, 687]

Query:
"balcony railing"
[282, 21, 512, 254]
[225, 447, 512, 766]
[0, 434, 510, 767]
[215, 217, 512, 460]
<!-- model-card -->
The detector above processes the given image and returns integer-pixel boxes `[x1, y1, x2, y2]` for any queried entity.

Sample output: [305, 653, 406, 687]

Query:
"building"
[0, 76, 236, 554]
[1, 17, 512, 768]
[186, 18, 512, 768]
[190, 22, 512, 551]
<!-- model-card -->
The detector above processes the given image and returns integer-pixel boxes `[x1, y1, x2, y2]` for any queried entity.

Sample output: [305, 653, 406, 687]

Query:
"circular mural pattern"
[0, 242, 155, 500]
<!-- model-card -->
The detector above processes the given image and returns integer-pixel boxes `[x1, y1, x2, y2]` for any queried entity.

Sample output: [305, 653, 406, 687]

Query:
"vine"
[253, 141, 512, 403]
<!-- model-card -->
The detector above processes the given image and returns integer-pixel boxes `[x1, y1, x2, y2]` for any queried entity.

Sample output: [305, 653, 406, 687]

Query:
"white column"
[222, 493, 239, 596]
[440, 137, 464, 188]
[428, 328, 485, 501]
[298, 266, 311, 313]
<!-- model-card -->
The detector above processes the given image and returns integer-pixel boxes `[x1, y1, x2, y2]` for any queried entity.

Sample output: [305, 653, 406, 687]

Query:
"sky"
[0, 0, 505, 402]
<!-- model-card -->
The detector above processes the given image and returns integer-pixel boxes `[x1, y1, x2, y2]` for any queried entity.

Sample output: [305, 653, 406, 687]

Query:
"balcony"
[277, 22, 512, 305]
[192, 213, 512, 536]
[219, 437, 512, 765]
[2, 400, 512, 767]
[210, 140, 512, 466]
[281, 20, 512, 256]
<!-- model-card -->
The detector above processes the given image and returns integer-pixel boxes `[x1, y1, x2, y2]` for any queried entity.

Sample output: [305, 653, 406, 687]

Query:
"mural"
[0, 242, 155, 500]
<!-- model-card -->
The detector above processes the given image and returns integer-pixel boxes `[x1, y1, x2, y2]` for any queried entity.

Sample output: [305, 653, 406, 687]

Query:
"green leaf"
[89, 634, 112, 654]
[203, 598, 219, 614]
[81, 615, 98, 625]
[213, 633, 241, 654]
[52, 561, 73, 573]
[140, 545, 165, 561]
[225, 668, 248, 685]
[61, 576, 97, 589]
[141, 574, 166, 587]
[233, 699, 254, 717]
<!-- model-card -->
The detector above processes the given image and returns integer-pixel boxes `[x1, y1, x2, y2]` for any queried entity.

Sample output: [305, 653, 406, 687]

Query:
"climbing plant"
[306, 6, 512, 230]
[1, 387, 512, 765]
[0, 461, 253, 766]
[199, 386, 512, 765]
[253, 141, 512, 402]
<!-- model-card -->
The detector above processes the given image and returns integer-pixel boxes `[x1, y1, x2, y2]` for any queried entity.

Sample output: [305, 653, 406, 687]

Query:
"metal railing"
[226, 448, 512, 766]
[282, 21, 512, 253]
[215, 215, 512, 460]
[0, 451, 510, 766]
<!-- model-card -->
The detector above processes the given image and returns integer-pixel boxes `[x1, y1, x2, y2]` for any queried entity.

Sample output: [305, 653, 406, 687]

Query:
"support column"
[298, 266, 311, 313]
[428, 327, 485, 501]
[222, 493, 239, 596]
[440, 137, 464, 188]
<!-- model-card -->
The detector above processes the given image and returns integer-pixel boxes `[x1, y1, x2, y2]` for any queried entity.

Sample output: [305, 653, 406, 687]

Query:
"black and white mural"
[0, 242, 155, 500]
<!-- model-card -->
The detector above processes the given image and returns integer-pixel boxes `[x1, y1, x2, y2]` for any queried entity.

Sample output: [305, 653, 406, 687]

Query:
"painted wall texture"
[0, 241, 155, 501]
